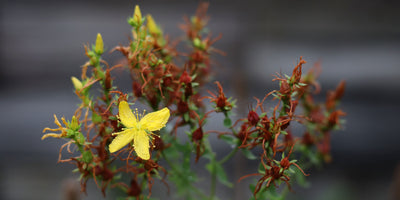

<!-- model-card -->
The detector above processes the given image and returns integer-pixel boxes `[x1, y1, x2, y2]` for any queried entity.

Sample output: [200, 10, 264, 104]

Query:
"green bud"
[69, 116, 80, 131]
[193, 38, 205, 50]
[92, 112, 102, 124]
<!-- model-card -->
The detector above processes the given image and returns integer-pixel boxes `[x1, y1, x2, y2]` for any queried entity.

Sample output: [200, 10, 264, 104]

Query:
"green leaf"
[206, 159, 233, 188]
[293, 166, 310, 187]
[92, 112, 102, 124]
[183, 112, 190, 122]
[215, 163, 233, 187]
[241, 149, 257, 160]
[223, 117, 232, 128]
[82, 150, 93, 163]
[75, 132, 85, 145]
[219, 135, 238, 146]
[298, 82, 307, 86]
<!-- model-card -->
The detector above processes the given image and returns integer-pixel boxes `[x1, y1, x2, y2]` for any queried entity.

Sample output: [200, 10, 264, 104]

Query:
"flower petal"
[118, 101, 137, 128]
[134, 130, 150, 160]
[140, 107, 170, 131]
[109, 129, 135, 153]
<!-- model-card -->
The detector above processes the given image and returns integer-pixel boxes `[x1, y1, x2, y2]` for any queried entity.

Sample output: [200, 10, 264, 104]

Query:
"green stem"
[218, 147, 238, 165]
[210, 161, 217, 199]
[161, 151, 208, 199]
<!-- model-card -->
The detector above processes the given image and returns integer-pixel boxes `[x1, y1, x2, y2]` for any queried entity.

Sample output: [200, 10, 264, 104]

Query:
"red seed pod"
[310, 108, 324, 123]
[334, 80, 346, 100]
[302, 132, 314, 146]
[154, 65, 164, 78]
[278, 116, 290, 130]
[191, 93, 204, 108]
[132, 81, 142, 97]
[153, 136, 164, 151]
[285, 100, 298, 114]
[192, 127, 203, 141]
[260, 115, 270, 129]
[191, 51, 204, 63]
[328, 110, 346, 127]
[144, 160, 159, 172]
[271, 166, 282, 179]
[180, 71, 192, 84]
[284, 131, 294, 147]
[105, 70, 112, 90]
[101, 168, 114, 181]
[247, 110, 260, 126]
[128, 179, 141, 197]
[280, 157, 290, 169]
[185, 83, 193, 97]
[216, 96, 226, 108]
[280, 81, 291, 95]
[163, 76, 173, 87]
[94, 166, 102, 176]
[237, 124, 248, 142]
[291, 57, 306, 84]
[177, 100, 189, 114]
[326, 91, 336, 111]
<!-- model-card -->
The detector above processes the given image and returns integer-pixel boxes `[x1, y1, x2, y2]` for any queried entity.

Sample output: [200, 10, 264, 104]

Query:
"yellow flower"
[109, 101, 170, 160]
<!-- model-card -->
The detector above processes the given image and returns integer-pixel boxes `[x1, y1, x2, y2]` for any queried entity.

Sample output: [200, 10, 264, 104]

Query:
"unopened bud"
[69, 116, 79, 131]
[147, 15, 161, 36]
[71, 76, 83, 91]
[133, 5, 142, 26]
[95, 33, 104, 55]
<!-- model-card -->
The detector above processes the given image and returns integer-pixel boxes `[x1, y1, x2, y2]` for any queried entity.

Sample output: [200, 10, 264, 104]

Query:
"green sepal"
[82, 150, 93, 163]
[75, 132, 85, 145]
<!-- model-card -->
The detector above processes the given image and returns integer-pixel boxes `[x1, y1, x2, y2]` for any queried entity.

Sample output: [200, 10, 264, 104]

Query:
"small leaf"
[92, 112, 102, 124]
[82, 150, 93, 163]
[183, 112, 190, 122]
[241, 149, 257, 160]
[75, 132, 85, 145]
[220, 135, 238, 146]
[215, 162, 233, 187]
[298, 82, 307, 86]
[223, 117, 232, 128]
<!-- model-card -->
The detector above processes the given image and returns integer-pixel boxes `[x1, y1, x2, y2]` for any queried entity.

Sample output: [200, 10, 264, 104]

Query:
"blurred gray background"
[1, 0, 400, 199]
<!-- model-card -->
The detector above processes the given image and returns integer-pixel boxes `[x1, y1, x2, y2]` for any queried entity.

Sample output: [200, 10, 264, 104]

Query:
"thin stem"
[218, 147, 238, 165]
[161, 150, 208, 199]
[210, 162, 217, 199]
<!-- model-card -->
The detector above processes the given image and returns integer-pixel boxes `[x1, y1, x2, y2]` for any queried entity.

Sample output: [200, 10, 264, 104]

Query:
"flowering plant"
[42, 3, 345, 200]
